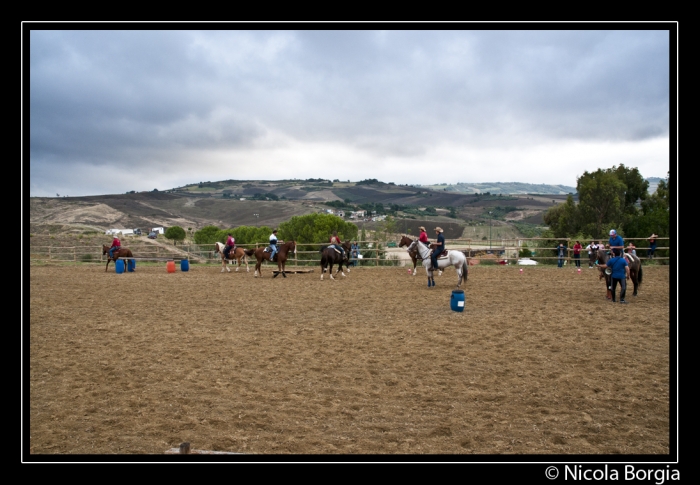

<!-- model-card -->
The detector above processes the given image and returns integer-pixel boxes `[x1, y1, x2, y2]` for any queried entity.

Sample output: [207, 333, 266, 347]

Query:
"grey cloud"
[27, 28, 671, 196]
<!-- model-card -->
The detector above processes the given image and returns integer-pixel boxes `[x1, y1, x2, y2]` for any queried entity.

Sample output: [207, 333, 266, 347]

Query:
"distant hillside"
[29, 177, 662, 238]
[421, 178, 662, 195]
[420, 182, 577, 195]
[645, 177, 664, 195]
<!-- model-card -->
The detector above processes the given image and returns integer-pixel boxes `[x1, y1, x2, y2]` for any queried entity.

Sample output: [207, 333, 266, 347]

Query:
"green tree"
[226, 226, 273, 245]
[543, 195, 578, 238]
[164, 226, 186, 246]
[613, 164, 650, 218]
[278, 213, 358, 251]
[575, 169, 627, 237]
[624, 172, 670, 240]
[193, 225, 221, 244]
[378, 216, 398, 239]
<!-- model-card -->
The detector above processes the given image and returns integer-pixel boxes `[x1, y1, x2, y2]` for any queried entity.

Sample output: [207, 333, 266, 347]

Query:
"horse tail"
[244, 248, 256, 256]
[462, 259, 468, 282]
[638, 263, 643, 286]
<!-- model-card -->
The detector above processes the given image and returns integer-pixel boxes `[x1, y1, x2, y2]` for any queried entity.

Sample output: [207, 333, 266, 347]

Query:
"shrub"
[81, 254, 93, 262]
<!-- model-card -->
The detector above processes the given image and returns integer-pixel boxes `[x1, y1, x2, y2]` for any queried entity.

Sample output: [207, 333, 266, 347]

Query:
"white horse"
[407, 239, 468, 288]
[213, 241, 249, 273]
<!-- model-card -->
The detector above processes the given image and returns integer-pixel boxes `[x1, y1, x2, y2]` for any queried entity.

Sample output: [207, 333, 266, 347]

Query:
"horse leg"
[330, 263, 335, 280]
[275, 259, 287, 278]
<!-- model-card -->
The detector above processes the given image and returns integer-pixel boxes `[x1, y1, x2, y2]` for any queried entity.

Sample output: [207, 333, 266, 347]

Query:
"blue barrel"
[127, 259, 136, 272]
[115, 259, 125, 274]
[450, 289, 465, 312]
[180, 259, 189, 272]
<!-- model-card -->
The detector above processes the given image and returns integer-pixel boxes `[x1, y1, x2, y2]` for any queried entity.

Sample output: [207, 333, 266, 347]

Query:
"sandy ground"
[28, 262, 671, 458]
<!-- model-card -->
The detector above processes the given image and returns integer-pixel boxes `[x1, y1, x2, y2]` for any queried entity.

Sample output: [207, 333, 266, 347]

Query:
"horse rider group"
[415, 225, 444, 271]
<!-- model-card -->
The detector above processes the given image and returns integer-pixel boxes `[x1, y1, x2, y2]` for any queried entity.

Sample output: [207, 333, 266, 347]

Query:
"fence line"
[29, 237, 670, 266]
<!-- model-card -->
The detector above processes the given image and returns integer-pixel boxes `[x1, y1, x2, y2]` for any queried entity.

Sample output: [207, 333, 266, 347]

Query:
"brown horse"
[587, 243, 600, 268]
[102, 244, 134, 272]
[245, 240, 296, 278]
[213, 241, 249, 273]
[320, 241, 352, 280]
[398, 235, 442, 276]
[596, 249, 643, 300]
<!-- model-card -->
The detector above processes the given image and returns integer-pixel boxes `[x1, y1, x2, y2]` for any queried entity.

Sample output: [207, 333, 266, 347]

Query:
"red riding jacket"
[110, 238, 121, 249]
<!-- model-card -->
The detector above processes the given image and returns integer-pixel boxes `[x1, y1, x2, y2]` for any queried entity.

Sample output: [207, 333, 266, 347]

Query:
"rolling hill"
[28, 177, 661, 240]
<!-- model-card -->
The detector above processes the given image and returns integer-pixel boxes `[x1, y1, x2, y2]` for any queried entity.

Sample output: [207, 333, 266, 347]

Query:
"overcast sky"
[26, 27, 673, 197]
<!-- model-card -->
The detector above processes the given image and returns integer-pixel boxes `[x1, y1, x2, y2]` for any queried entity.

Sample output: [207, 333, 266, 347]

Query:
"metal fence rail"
[29, 237, 671, 266]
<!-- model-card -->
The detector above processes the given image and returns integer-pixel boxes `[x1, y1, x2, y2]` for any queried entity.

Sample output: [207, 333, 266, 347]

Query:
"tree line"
[543, 165, 669, 243]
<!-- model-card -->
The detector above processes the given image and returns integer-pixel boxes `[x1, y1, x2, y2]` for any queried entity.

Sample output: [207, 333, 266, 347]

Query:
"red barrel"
[166, 260, 176, 273]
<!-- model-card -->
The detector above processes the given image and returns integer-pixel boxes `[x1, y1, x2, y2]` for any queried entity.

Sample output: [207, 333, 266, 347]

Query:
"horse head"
[102, 245, 109, 256]
[287, 241, 296, 254]
[596, 249, 611, 282]
[399, 236, 413, 248]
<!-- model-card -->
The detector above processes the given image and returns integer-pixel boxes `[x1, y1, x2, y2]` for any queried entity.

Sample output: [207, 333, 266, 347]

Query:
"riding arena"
[29, 245, 671, 456]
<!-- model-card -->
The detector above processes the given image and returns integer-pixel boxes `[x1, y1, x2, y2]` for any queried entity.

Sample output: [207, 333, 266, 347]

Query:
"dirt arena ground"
[28, 262, 672, 458]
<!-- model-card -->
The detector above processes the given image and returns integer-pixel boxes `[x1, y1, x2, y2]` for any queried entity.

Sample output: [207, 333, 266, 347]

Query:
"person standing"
[268, 229, 279, 261]
[418, 226, 429, 248]
[647, 233, 658, 259]
[585, 240, 598, 268]
[350, 241, 359, 267]
[599, 253, 631, 304]
[431, 227, 445, 271]
[109, 235, 121, 259]
[557, 242, 567, 268]
[224, 233, 235, 260]
[608, 229, 624, 256]
[573, 240, 582, 268]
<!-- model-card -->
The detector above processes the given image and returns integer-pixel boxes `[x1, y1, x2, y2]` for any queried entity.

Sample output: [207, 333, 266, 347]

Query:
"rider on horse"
[109, 236, 121, 259]
[268, 230, 279, 261]
[224, 233, 235, 259]
[419, 226, 429, 248]
[431, 227, 445, 271]
[330, 231, 345, 259]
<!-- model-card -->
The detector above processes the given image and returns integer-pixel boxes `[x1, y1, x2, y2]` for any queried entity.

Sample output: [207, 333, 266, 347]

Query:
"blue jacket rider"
[431, 227, 445, 271]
